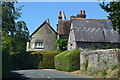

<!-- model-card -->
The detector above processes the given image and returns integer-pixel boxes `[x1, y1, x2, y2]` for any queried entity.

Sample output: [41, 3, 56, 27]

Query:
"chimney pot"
[58, 11, 62, 19]
[59, 11, 62, 16]
[80, 10, 82, 14]
[83, 10, 85, 15]
[76, 10, 86, 18]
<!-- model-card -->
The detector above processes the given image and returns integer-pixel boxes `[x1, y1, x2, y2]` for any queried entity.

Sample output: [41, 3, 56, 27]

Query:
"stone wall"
[80, 49, 120, 70]
[29, 23, 57, 51]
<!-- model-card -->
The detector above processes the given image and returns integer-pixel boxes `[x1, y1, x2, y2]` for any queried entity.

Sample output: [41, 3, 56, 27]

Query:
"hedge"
[2, 51, 11, 78]
[31, 50, 60, 69]
[11, 52, 43, 70]
[54, 49, 80, 72]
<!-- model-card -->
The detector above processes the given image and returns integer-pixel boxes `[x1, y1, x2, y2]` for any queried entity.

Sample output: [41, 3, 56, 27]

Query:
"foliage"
[86, 69, 100, 76]
[88, 46, 97, 51]
[55, 39, 67, 52]
[1, 2, 29, 78]
[79, 64, 119, 78]
[11, 51, 60, 70]
[101, 69, 107, 78]
[109, 64, 118, 70]
[101, 45, 117, 49]
[2, 34, 12, 78]
[100, 1, 120, 33]
[2, 42, 11, 78]
[2, 2, 29, 54]
[13, 21, 29, 52]
[11, 52, 43, 70]
[82, 60, 88, 70]
[32, 50, 60, 69]
[54, 49, 80, 72]
[2, 2, 19, 36]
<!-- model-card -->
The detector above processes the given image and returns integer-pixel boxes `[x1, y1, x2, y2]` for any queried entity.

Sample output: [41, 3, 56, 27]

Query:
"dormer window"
[35, 42, 44, 49]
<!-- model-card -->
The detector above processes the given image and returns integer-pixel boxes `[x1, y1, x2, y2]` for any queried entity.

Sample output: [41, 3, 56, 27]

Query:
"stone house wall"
[29, 23, 57, 51]
[80, 49, 119, 70]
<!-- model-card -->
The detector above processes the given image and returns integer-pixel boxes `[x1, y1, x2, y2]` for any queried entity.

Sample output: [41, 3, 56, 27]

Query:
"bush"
[101, 45, 117, 49]
[109, 64, 118, 70]
[11, 51, 43, 70]
[2, 51, 11, 78]
[32, 50, 60, 69]
[54, 49, 80, 72]
[82, 60, 88, 70]
[55, 39, 67, 52]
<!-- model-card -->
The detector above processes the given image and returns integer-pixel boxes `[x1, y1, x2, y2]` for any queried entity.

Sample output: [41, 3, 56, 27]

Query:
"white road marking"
[47, 77, 55, 80]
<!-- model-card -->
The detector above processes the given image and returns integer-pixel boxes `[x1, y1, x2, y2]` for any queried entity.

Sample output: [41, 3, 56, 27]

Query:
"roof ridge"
[30, 20, 57, 37]
[86, 19, 110, 20]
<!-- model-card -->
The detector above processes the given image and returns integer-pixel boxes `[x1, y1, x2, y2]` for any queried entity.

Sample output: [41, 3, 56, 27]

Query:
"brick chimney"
[76, 10, 86, 18]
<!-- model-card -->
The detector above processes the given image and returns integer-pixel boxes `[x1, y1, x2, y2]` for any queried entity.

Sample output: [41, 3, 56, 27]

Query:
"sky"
[15, 2, 109, 35]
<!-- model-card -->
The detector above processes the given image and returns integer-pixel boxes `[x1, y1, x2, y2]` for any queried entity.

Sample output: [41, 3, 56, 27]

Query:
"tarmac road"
[10, 69, 96, 80]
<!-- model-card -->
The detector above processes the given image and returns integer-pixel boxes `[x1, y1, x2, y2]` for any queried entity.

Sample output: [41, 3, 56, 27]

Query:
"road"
[10, 69, 96, 80]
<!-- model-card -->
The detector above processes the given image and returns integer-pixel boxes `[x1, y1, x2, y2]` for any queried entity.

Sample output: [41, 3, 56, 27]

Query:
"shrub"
[86, 69, 100, 76]
[101, 45, 117, 49]
[88, 46, 97, 51]
[100, 69, 107, 78]
[109, 64, 118, 70]
[82, 60, 88, 70]
[32, 50, 60, 69]
[11, 52, 43, 70]
[55, 39, 67, 52]
[54, 49, 80, 72]
[2, 51, 11, 78]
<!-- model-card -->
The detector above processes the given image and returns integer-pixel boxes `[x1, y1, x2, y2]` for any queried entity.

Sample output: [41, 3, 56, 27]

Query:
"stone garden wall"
[80, 49, 120, 70]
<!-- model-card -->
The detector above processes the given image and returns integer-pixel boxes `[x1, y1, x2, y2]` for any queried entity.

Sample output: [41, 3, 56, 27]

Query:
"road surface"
[10, 69, 96, 80]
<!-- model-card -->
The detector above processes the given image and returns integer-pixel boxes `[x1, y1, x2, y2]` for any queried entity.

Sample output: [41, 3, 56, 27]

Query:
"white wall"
[68, 23, 76, 51]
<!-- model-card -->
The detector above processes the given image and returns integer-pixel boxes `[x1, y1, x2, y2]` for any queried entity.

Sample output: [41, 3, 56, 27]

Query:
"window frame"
[34, 42, 44, 49]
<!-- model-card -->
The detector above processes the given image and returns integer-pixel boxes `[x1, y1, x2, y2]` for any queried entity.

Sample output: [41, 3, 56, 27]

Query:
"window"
[35, 42, 44, 49]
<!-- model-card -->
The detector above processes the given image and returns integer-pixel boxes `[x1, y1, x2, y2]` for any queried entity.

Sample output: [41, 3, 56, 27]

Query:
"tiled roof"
[58, 20, 71, 36]
[30, 20, 57, 37]
[72, 19, 120, 43]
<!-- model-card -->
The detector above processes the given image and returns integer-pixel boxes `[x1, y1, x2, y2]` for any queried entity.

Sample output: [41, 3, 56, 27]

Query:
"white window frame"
[34, 42, 44, 49]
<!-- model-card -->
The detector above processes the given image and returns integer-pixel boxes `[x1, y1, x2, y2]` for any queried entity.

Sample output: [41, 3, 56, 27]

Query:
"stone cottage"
[68, 10, 120, 50]
[26, 20, 57, 51]
[26, 10, 120, 51]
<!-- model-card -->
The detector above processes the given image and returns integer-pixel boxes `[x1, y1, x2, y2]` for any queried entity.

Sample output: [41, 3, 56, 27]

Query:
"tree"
[13, 21, 29, 52]
[1, 2, 29, 53]
[1, 2, 17, 78]
[1, 2, 29, 78]
[56, 39, 67, 52]
[2, 2, 21, 37]
[100, 1, 120, 33]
